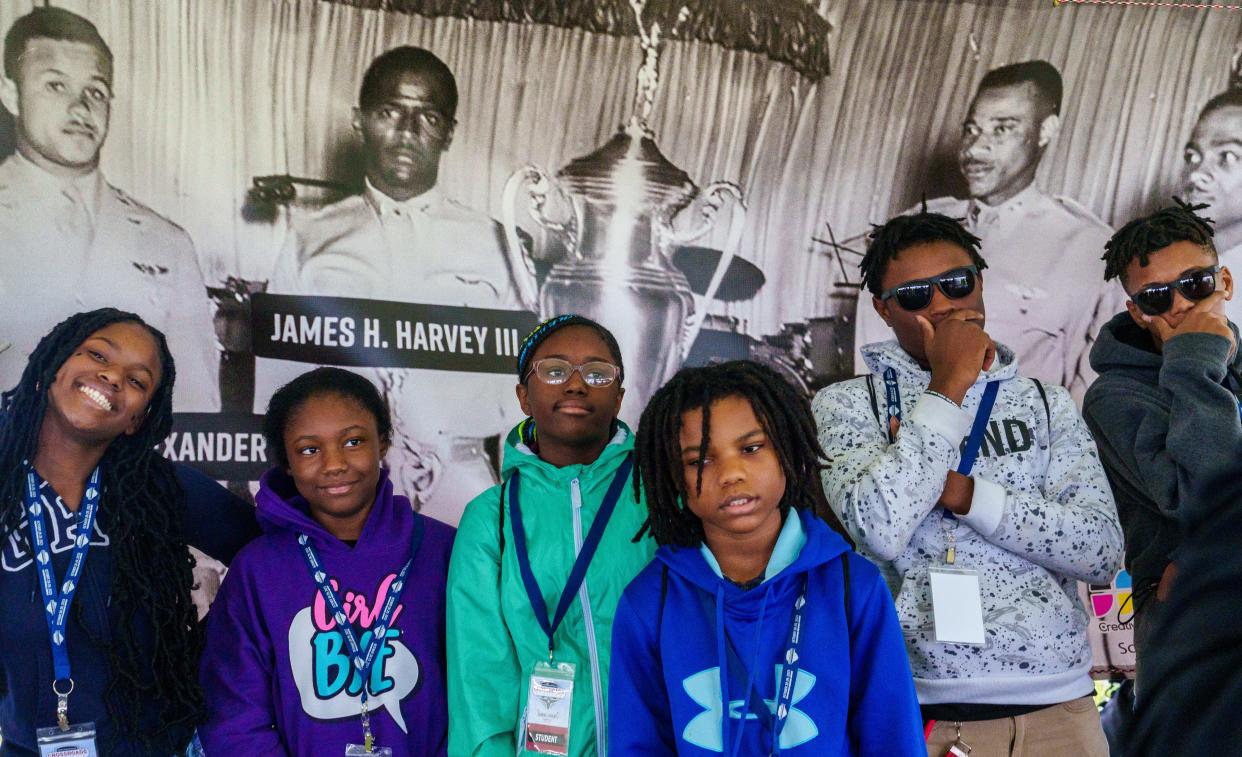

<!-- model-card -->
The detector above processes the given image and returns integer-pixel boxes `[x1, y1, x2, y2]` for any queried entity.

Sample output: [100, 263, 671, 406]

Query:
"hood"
[1089, 311, 1242, 376]
[499, 419, 635, 483]
[656, 508, 852, 613]
[861, 338, 1019, 387]
[255, 466, 413, 553]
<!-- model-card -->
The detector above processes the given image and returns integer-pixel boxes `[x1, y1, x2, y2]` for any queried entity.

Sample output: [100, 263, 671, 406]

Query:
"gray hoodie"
[1083, 312, 1242, 605]
[813, 339, 1122, 706]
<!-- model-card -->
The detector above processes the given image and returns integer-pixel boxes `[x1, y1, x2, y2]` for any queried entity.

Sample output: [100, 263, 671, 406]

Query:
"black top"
[0, 462, 260, 756]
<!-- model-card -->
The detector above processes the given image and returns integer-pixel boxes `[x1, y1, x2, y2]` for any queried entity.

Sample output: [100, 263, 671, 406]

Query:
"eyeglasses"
[879, 266, 979, 311]
[525, 358, 621, 387]
[1131, 265, 1220, 316]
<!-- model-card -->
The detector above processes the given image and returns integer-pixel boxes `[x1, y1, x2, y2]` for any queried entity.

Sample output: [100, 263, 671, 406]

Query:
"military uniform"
[258, 182, 528, 525]
[0, 152, 220, 410]
[853, 184, 1121, 403]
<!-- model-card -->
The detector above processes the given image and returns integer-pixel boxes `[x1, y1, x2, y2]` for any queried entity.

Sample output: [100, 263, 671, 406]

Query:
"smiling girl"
[200, 367, 455, 756]
[0, 308, 258, 756]
[610, 360, 924, 756]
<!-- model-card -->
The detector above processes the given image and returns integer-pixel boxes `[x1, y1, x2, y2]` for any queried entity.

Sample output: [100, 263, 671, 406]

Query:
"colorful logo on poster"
[1088, 570, 1134, 624]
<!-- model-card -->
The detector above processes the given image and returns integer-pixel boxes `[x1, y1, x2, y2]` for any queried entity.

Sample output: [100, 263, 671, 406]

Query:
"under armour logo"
[681, 666, 819, 751]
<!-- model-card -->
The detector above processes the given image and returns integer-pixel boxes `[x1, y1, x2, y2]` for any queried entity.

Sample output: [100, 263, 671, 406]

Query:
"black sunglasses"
[879, 265, 979, 311]
[1131, 265, 1220, 316]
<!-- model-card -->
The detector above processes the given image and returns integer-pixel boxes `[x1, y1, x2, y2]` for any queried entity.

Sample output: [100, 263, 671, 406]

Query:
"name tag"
[929, 567, 986, 646]
[523, 661, 576, 755]
[37, 723, 97, 757]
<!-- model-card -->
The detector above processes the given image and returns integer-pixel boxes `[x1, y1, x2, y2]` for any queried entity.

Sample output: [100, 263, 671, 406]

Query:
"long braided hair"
[1103, 198, 1216, 284]
[0, 309, 202, 752]
[634, 360, 853, 548]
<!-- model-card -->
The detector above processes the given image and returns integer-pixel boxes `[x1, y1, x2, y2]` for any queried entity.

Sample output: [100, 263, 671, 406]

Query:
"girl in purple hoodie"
[200, 367, 455, 756]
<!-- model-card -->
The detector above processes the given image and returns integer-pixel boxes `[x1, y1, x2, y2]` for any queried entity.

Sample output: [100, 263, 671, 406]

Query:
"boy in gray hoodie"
[814, 210, 1122, 756]
[1082, 200, 1241, 689]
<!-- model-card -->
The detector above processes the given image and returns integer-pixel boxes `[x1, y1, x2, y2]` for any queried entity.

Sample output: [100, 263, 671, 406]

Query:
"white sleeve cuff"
[908, 392, 972, 444]
[961, 476, 1006, 537]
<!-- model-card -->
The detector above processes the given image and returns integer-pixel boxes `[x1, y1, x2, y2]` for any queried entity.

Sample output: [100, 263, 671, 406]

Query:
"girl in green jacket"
[447, 315, 655, 756]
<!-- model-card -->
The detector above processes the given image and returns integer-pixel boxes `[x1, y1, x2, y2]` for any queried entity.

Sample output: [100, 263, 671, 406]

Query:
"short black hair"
[977, 60, 1062, 118]
[4, 7, 112, 81]
[359, 46, 457, 117]
[516, 314, 625, 385]
[264, 367, 393, 470]
[1198, 89, 1242, 122]
[634, 360, 853, 548]
[1102, 198, 1217, 284]
[859, 210, 988, 296]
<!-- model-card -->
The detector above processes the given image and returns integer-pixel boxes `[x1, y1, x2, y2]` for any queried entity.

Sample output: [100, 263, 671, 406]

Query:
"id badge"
[36, 722, 98, 757]
[928, 566, 986, 646]
[345, 745, 392, 756]
[523, 660, 575, 755]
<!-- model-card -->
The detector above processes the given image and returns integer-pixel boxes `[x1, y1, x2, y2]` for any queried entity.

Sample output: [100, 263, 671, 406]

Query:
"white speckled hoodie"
[812, 339, 1123, 706]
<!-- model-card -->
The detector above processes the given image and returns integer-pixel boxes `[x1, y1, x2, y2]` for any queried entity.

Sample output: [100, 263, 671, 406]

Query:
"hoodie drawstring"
[715, 583, 775, 757]
[714, 584, 732, 757]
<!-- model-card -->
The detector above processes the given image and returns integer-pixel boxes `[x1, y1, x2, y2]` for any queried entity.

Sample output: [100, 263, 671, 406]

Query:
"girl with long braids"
[446, 315, 655, 757]
[0, 308, 258, 756]
[609, 360, 924, 756]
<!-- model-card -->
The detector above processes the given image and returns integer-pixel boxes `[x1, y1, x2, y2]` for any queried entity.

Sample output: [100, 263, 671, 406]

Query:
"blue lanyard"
[710, 576, 809, 757]
[957, 381, 1000, 476]
[882, 367, 902, 428]
[295, 516, 422, 711]
[508, 453, 633, 659]
[25, 465, 102, 686]
[881, 367, 1001, 476]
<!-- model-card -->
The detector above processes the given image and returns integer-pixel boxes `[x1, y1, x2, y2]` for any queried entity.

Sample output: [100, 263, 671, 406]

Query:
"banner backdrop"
[3, 0, 1238, 677]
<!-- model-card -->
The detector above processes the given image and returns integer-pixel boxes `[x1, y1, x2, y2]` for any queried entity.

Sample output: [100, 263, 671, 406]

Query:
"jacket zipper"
[570, 477, 607, 756]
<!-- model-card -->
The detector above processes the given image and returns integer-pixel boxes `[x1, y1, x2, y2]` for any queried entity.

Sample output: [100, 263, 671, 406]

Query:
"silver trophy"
[501, 0, 745, 422]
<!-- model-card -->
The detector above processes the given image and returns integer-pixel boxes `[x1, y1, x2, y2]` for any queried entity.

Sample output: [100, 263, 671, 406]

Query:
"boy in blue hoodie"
[610, 361, 923, 756]
[201, 368, 455, 756]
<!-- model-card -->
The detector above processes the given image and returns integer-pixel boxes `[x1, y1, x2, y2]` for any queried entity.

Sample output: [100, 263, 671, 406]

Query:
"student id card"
[36, 723, 98, 757]
[928, 567, 986, 646]
[523, 661, 575, 755]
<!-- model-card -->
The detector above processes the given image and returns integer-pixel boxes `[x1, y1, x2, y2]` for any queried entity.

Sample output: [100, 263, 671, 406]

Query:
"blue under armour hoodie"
[608, 508, 924, 756]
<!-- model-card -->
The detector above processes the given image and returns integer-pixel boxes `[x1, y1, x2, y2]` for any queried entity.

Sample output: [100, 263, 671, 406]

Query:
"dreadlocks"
[1103, 198, 1216, 283]
[0, 309, 202, 753]
[859, 210, 987, 296]
[634, 360, 852, 548]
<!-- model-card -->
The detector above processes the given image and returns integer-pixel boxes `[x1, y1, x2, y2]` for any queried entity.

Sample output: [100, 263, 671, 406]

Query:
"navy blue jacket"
[0, 464, 260, 756]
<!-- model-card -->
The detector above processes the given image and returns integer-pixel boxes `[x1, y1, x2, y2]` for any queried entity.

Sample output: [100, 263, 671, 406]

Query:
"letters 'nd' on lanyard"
[712, 577, 809, 757]
[296, 516, 423, 752]
[25, 465, 102, 731]
[508, 453, 633, 661]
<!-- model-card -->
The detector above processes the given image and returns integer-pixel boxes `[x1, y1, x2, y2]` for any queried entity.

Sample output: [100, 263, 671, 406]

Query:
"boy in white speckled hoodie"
[814, 210, 1123, 757]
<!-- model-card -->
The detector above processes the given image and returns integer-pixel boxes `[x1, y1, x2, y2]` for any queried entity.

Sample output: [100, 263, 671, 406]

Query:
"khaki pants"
[925, 696, 1108, 757]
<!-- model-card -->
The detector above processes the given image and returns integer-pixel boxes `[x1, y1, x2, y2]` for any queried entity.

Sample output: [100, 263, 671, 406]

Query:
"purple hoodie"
[200, 468, 454, 756]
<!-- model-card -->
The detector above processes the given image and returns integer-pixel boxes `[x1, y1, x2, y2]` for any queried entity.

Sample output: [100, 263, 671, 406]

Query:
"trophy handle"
[670, 181, 746, 360]
[501, 166, 548, 312]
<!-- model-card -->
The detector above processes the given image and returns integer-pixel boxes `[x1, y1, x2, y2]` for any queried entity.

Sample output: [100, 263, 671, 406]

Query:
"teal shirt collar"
[700, 510, 806, 582]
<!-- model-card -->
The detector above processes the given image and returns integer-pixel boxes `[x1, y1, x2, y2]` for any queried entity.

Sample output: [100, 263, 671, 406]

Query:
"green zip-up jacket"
[447, 422, 655, 756]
